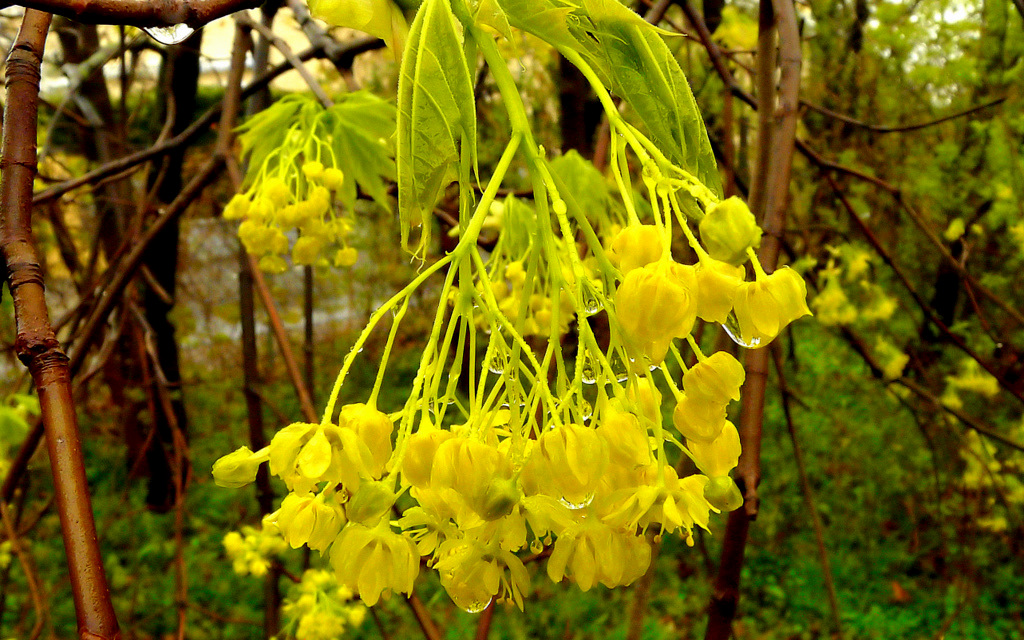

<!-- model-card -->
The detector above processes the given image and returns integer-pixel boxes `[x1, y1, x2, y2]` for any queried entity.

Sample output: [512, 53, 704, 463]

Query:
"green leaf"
[549, 150, 609, 219]
[325, 91, 397, 211]
[307, 0, 409, 54]
[235, 95, 312, 188]
[397, 0, 478, 257]
[496, 0, 722, 196]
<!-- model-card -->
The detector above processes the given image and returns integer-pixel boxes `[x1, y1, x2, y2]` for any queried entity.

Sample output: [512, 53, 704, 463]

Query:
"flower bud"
[703, 476, 743, 512]
[687, 421, 741, 477]
[694, 256, 744, 323]
[402, 422, 453, 488]
[672, 393, 727, 443]
[322, 167, 345, 190]
[345, 479, 398, 526]
[699, 197, 762, 265]
[340, 403, 394, 478]
[596, 408, 652, 469]
[212, 446, 267, 488]
[607, 225, 663, 275]
[683, 351, 745, 404]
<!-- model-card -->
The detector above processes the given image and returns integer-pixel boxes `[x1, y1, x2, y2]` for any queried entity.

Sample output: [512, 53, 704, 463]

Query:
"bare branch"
[4, 0, 262, 28]
[0, 9, 122, 639]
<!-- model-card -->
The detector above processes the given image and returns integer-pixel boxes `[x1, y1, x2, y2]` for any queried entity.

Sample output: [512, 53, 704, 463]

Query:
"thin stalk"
[771, 344, 842, 637]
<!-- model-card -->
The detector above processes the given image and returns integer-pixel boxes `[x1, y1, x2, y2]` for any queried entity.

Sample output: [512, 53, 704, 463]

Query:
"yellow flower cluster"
[812, 244, 898, 327]
[227, 163, 357, 274]
[277, 569, 367, 640]
[941, 358, 1001, 410]
[223, 525, 287, 577]
[216, 72, 812, 611]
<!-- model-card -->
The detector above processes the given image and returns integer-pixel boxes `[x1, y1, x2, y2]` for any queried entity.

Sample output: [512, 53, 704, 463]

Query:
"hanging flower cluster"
[223, 524, 287, 577]
[215, 140, 810, 612]
[224, 93, 397, 273]
[216, 1, 811, 613]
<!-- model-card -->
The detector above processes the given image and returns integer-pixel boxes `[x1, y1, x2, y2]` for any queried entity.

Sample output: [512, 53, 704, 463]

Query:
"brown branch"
[31, 42, 326, 206]
[0, 9, 122, 640]
[6, 0, 262, 28]
[285, 0, 384, 72]
[802, 97, 1006, 134]
[770, 343, 842, 637]
[406, 593, 443, 640]
[235, 12, 333, 108]
[707, 1, 800, 638]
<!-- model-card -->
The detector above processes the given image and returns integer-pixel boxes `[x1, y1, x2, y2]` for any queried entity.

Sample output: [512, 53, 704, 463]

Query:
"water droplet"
[462, 597, 493, 614]
[488, 348, 508, 375]
[609, 352, 630, 383]
[143, 24, 195, 45]
[580, 281, 603, 316]
[559, 493, 595, 510]
[530, 539, 543, 554]
[580, 354, 598, 385]
[579, 399, 593, 420]
[721, 311, 761, 348]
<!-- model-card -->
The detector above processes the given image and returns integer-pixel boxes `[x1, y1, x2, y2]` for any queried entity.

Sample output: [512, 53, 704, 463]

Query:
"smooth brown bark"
[0, 9, 121, 640]
[8, 0, 261, 28]
[705, 1, 801, 638]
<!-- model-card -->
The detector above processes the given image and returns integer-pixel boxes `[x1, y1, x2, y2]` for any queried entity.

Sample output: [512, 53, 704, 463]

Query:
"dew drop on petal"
[721, 311, 761, 348]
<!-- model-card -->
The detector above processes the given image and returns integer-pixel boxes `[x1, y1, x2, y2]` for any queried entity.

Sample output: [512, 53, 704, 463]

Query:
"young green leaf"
[495, 0, 722, 196]
[396, 0, 478, 258]
[327, 92, 398, 211]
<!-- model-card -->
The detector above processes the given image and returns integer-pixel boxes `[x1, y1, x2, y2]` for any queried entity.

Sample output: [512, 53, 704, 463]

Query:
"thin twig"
[0, 501, 47, 640]
[802, 97, 1005, 134]
[771, 343, 842, 637]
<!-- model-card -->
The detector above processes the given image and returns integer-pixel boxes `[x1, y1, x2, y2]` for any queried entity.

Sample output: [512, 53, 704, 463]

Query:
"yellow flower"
[431, 437, 516, 520]
[606, 224, 663, 275]
[694, 255, 744, 323]
[275, 491, 346, 552]
[547, 522, 651, 591]
[699, 197, 762, 265]
[522, 424, 607, 506]
[330, 521, 419, 606]
[614, 261, 698, 364]
[212, 446, 268, 488]
[731, 267, 811, 347]
[672, 393, 727, 443]
[596, 407, 653, 469]
[340, 403, 395, 478]
[687, 421, 741, 478]
[683, 351, 745, 404]
[434, 538, 530, 611]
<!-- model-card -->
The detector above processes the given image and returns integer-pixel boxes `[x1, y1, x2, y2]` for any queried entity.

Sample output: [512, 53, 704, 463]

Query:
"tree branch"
[0, 9, 122, 640]
[5, 0, 262, 28]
